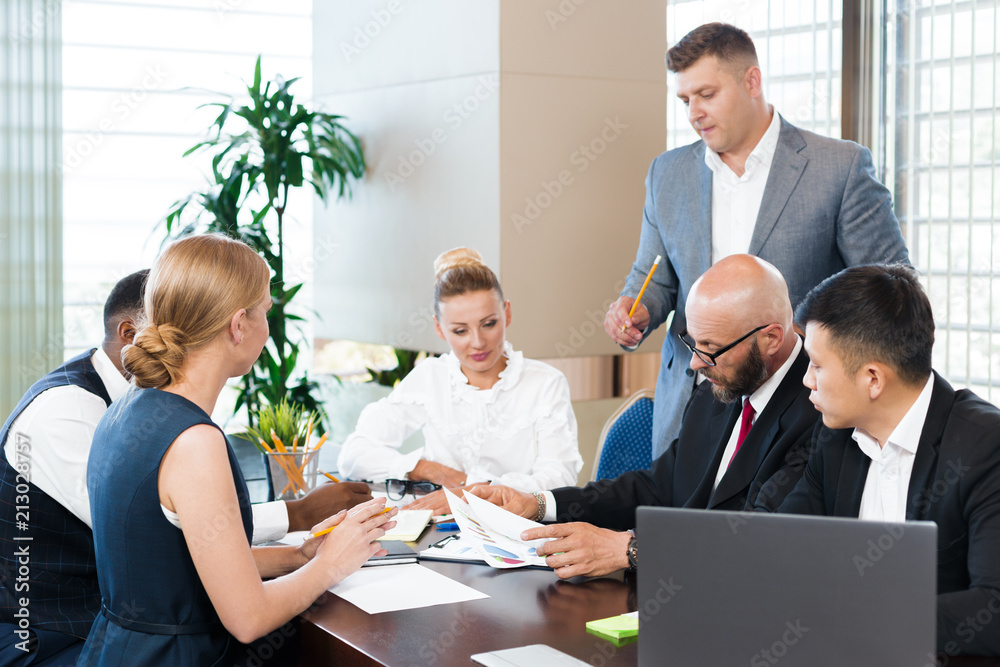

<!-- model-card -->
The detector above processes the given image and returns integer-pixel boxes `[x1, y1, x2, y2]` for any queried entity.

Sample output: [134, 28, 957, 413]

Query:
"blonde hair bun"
[123, 233, 270, 389]
[125, 323, 188, 389]
[434, 247, 485, 278]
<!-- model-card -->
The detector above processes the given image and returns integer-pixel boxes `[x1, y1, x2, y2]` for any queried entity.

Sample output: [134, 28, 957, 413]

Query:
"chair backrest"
[590, 389, 654, 481]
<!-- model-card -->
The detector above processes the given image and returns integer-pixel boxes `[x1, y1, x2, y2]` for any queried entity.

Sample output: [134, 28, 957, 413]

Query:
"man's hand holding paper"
[522, 523, 631, 580]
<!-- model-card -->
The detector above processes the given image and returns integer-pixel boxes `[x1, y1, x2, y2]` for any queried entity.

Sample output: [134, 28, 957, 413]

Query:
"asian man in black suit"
[770, 264, 1000, 657]
[473, 254, 820, 579]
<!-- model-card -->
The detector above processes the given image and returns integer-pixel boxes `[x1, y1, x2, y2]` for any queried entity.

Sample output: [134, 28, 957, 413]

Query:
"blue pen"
[435, 522, 459, 531]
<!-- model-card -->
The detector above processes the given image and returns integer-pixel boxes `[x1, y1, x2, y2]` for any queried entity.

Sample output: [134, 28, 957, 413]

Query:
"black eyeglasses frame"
[677, 324, 769, 367]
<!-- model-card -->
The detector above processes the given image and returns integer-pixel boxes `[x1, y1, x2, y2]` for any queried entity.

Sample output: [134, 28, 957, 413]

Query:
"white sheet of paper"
[328, 563, 489, 614]
[276, 530, 307, 547]
[445, 489, 549, 568]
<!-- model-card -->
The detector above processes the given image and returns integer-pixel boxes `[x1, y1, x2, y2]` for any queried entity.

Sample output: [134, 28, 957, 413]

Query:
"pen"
[435, 522, 459, 531]
[621, 254, 662, 333]
[307, 507, 393, 540]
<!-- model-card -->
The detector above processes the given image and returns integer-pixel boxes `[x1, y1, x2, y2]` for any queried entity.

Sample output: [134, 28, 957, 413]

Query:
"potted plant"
[163, 56, 365, 429]
[246, 399, 329, 501]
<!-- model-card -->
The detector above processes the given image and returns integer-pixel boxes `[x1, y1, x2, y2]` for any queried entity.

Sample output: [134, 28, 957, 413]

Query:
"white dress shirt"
[855, 374, 935, 523]
[706, 108, 781, 263]
[712, 335, 803, 490]
[4, 347, 129, 526]
[338, 341, 582, 493]
[544, 337, 804, 520]
[3, 347, 290, 543]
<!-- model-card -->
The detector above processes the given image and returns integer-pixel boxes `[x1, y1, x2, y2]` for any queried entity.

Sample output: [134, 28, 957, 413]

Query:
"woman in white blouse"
[337, 248, 582, 507]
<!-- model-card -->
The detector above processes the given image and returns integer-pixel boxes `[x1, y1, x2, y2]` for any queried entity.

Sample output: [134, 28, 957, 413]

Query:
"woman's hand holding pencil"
[307, 506, 394, 540]
[299, 498, 398, 583]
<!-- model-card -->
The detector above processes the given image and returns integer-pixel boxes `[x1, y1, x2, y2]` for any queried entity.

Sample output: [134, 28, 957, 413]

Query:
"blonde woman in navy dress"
[80, 234, 395, 666]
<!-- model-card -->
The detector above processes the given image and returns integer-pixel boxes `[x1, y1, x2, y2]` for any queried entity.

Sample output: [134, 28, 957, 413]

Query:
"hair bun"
[124, 323, 188, 388]
[433, 247, 485, 278]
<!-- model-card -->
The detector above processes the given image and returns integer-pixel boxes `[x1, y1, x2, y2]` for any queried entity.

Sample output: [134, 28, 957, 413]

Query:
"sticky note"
[585, 612, 639, 641]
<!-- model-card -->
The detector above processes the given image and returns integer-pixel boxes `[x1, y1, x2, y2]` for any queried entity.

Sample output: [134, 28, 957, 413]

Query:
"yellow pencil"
[321, 471, 340, 483]
[304, 417, 314, 453]
[308, 507, 392, 540]
[621, 254, 662, 333]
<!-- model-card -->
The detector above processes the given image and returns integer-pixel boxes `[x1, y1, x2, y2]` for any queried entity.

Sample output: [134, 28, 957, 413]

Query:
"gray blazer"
[624, 116, 909, 457]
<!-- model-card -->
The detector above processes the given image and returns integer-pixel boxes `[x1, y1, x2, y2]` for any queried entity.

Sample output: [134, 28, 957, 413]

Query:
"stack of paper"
[380, 509, 432, 541]
[443, 489, 550, 568]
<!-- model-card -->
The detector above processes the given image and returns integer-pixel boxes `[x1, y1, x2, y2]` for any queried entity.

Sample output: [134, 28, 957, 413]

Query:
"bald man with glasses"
[473, 255, 820, 579]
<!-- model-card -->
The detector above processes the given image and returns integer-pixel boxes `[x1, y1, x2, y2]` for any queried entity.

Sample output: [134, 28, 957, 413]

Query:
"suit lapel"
[709, 346, 808, 508]
[686, 143, 713, 272]
[685, 396, 741, 508]
[748, 116, 807, 255]
[835, 444, 870, 517]
[905, 373, 955, 520]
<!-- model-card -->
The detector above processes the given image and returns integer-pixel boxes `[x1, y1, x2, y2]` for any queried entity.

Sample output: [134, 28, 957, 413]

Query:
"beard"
[701, 339, 769, 404]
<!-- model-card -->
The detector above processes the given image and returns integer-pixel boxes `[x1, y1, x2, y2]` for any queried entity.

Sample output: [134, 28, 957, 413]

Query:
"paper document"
[418, 533, 486, 563]
[444, 489, 550, 568]
[381, 509, 432, 541]
[471, 644, 591, 666]
[329, 563, 488, 614]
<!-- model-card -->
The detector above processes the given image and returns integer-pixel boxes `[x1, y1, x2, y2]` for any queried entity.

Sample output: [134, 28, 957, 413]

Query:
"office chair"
[590, 389, 654, 481]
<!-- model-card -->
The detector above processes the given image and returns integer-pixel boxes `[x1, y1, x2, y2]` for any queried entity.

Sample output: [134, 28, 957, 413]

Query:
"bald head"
[684, 255, 796, 381]
[687, 255, 792, 331]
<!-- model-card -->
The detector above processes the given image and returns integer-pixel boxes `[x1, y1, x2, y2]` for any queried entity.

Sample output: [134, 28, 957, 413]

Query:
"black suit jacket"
[773, 372, 1000, 656]
[552, 345, 818, 530]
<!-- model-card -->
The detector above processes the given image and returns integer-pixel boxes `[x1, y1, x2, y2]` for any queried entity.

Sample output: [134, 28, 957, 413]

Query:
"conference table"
[295, 527, 999, 667]
[298, 527, 637, 666]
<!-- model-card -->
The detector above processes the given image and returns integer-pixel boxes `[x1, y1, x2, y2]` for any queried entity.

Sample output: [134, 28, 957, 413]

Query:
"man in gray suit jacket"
[604, 23, 909, 457]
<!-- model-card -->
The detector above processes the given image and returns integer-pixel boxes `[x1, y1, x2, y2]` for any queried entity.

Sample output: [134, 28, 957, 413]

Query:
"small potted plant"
[245, 399, 329, 501]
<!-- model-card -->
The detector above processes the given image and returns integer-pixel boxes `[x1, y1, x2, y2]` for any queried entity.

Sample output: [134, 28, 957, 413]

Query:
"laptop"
[636, 507, 937, 666]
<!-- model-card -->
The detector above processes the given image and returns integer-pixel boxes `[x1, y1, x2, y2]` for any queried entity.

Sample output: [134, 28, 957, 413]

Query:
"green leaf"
[156, 54, 366, 427]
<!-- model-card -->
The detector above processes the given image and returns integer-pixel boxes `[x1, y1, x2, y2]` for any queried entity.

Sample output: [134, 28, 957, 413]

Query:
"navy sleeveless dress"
[79, 388, 253, 666]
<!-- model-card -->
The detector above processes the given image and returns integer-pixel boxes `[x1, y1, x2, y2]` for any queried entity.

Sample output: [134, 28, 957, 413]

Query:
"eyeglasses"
[368, 479, 442, 500]
[678, 324, 768, 367]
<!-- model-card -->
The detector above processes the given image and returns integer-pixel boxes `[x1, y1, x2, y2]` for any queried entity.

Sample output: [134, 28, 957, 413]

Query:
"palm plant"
[163, 56, 365, 428]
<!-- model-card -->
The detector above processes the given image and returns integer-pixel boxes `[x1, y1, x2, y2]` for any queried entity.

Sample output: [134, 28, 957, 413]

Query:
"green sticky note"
[585, 613, 639, 641]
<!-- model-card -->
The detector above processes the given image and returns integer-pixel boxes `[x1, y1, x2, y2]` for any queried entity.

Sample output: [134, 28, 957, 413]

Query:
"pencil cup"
[265, 451, 319, 501]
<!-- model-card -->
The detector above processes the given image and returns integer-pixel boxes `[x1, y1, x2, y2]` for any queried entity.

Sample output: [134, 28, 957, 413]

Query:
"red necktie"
[728, 398, 755, 468]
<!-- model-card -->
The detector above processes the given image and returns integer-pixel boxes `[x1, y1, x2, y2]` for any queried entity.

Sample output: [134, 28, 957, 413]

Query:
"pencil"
[308, 507, 392, 540]
[321, 471, 340, 483]
[621, 255, 662, 333]
[304, 417, 314, 453]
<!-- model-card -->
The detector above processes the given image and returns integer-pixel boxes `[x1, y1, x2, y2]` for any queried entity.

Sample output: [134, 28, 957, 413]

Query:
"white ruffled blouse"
[336, 342, 582, 492]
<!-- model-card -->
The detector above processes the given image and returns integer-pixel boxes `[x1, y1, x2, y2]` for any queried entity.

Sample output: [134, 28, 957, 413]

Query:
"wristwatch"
[626, 529, 638, 569]
[531, 492, 546, 523]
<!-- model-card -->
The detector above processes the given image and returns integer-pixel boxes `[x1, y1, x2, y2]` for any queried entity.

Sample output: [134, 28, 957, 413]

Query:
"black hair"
[795, 264, 933, 386]
[103, 269, 149, 340]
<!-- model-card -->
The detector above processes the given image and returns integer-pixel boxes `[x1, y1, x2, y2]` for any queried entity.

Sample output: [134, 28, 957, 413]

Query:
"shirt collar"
[444, 340, 522, 393]
[852, 373, 934, 459]
[91, 346, 130, 402]
[745, 334, 803, 415]
[703, 107, 781, 178]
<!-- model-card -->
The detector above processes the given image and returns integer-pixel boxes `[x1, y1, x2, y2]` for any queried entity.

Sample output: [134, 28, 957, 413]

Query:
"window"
[61, 0, 312, 364]
[884, 0, 1000, 401]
